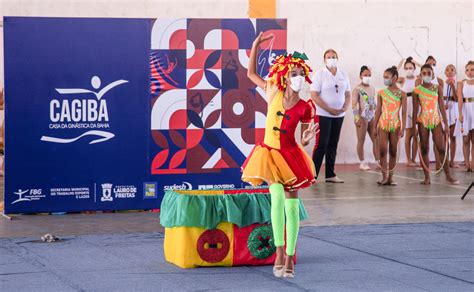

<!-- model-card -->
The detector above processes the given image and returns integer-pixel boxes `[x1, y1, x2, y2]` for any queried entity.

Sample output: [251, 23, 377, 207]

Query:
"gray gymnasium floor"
[1, 165, 473, 291]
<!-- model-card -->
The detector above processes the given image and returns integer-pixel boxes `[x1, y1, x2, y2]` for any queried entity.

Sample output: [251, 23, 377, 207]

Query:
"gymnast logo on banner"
[40, 76, 128, 144]
[11, 188, 44, 204]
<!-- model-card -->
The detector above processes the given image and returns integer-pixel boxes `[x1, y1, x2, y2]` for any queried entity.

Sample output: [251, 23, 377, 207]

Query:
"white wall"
[1, 0, 473, 163]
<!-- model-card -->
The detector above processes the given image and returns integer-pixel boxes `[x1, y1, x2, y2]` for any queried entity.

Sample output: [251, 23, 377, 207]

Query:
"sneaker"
[359, 162, 370, 171]
[325, 176, 344, 183]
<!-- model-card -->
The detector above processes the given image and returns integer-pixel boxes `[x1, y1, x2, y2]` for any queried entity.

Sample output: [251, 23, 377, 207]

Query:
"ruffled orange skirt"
[241, 143, 316, 191]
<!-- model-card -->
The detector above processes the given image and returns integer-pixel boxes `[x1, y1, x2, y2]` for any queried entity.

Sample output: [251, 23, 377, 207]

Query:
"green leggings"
[269, 183, 300, 256]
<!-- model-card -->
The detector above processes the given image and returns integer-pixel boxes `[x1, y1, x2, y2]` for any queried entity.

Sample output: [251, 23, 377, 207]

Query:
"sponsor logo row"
[11, 183, 156, 205]
[11, 182, 245, 204]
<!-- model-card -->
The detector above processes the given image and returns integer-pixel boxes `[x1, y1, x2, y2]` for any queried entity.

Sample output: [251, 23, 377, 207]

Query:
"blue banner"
[4, 17, 287, 213]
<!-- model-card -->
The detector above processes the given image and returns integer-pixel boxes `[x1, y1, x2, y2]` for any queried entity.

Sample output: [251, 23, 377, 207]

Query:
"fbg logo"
[11, 189, 44, 204]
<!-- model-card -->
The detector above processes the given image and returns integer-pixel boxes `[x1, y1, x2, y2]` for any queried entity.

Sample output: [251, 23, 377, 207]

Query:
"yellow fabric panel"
[248, 0, 276, 18]
[263, 84, 284, 149]
[164, 222, 234, 268]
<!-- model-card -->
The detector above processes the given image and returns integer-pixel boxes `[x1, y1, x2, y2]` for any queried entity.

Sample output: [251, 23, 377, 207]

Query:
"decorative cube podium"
[159, 189, 308, 268]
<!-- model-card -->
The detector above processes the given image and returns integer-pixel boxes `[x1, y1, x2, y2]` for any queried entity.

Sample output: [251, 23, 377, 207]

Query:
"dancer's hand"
[302, 122, 319, 146]
[253, 32, 273, 46]
[399, 127, 405, 138]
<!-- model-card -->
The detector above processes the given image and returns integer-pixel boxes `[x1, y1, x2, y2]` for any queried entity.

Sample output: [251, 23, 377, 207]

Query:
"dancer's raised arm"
[247, 32, 273, 90]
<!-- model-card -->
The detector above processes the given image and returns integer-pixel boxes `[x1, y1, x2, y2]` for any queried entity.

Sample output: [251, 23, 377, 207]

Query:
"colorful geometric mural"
[150, 19, 287, 176]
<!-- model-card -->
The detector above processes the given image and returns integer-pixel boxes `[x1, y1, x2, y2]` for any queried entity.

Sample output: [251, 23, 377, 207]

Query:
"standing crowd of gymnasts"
[352, 57, 474, 185]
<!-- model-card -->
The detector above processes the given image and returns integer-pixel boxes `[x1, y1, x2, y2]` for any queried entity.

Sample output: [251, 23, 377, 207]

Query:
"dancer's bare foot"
[420, 179, 431, 185]
[449, 162, 460, 168]
[377, 178, 388, 185]
[383, 179, 397, 186]
[446, 176, 459, 185]
[407, 160, 418, 167]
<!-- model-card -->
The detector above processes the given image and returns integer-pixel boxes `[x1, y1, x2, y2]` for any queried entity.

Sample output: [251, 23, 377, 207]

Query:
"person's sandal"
[273, 265, 284, 278]
[283, 268, 295, 278]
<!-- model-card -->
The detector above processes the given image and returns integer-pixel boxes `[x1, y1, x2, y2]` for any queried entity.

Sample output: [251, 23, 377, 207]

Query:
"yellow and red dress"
[241, 82, 316, 191]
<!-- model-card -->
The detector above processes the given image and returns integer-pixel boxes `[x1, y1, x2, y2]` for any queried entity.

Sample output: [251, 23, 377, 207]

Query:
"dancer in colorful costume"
[413, 64, 458, 185]
[352, 65, 378, 170]
[242, 32, 318, 278]
[374, 66, 406, 185]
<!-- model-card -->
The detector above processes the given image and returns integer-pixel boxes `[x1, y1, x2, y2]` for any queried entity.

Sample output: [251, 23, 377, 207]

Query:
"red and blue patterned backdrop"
[149, 19, 287, 191]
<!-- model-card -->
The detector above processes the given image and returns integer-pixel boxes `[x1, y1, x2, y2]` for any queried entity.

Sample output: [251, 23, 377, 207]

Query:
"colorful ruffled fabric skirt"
[241, 143, 316, 191]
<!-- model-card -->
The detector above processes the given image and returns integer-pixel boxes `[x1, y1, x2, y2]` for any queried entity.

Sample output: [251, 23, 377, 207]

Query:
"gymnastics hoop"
[415, 123, 449, 175]
[374, 127, 402, 174]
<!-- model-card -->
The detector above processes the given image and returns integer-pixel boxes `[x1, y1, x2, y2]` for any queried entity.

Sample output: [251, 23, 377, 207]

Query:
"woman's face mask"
[325, 58, 338, 69]
[362, 76, 371, 85]
[289, 76, 305, 92]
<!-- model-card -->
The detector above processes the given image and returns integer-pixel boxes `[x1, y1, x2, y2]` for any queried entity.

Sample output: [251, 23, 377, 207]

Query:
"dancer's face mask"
[383, 78, 392, 86]
[362, 76, 371, 85]
[405, 69, 415, 77]
[422, 75, 432, 83]
[289, 76, 305, 92]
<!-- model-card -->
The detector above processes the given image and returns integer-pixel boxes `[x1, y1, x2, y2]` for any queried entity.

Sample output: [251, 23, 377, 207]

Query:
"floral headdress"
[268, 51, 313, 91]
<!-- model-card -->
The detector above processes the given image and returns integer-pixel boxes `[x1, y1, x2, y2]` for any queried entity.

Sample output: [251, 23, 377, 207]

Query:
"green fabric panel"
[160, 190, 309, 229]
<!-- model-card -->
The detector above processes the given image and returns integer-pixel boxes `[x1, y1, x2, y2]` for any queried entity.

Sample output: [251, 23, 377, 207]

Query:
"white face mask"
[466, 75, 474, 81]
[289, 76, 305, 92]
[326, 58, 338, 69]
[422, 75, 432, 83]
[383, 78, 392, 86]
[362, 76, 371, 85]
[405, 69, 415, 77]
